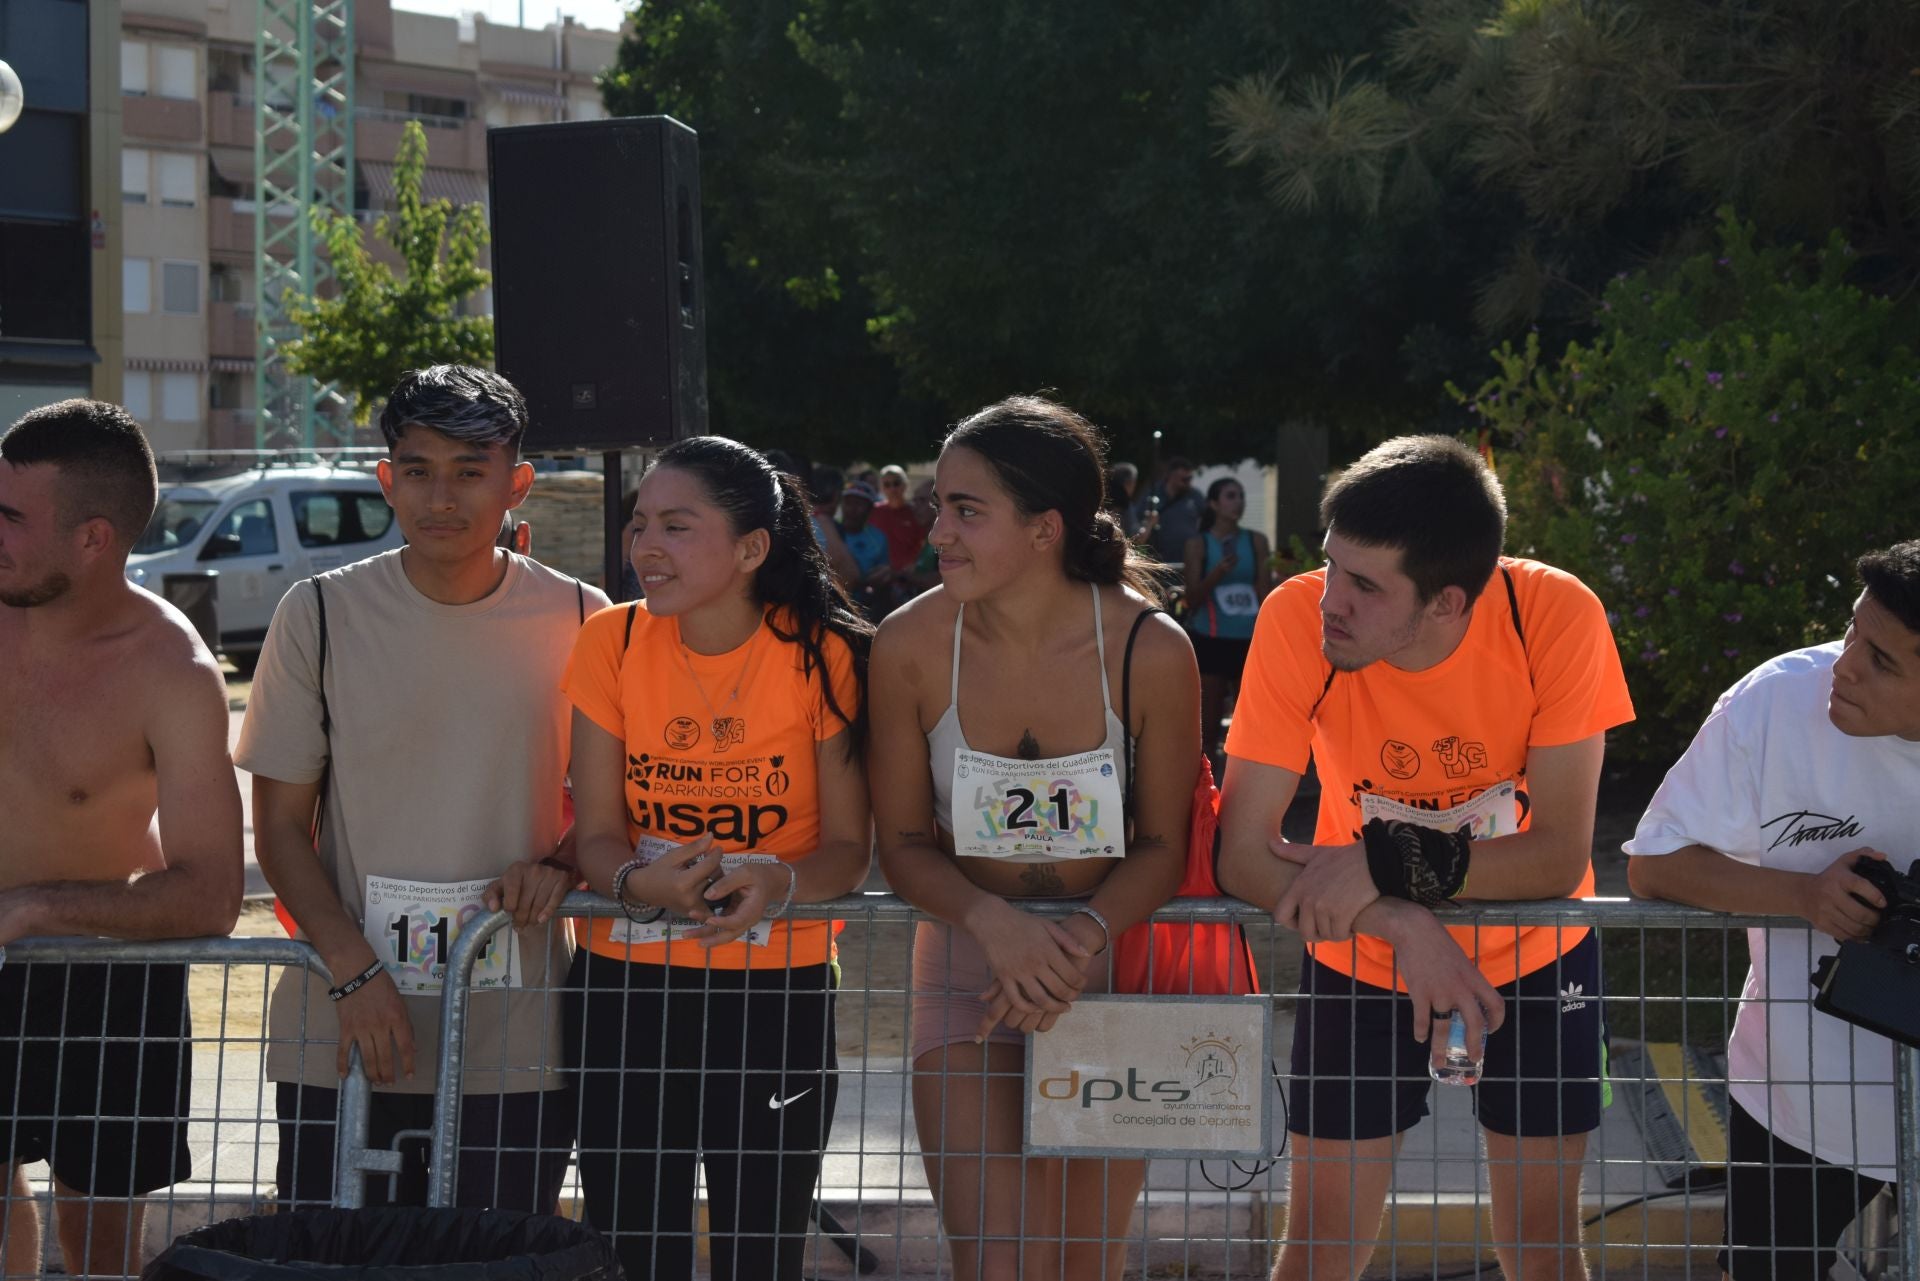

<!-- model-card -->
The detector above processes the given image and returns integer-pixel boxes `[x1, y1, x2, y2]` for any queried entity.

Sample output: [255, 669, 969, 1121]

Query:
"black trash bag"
[143, 1207, 623, 1281]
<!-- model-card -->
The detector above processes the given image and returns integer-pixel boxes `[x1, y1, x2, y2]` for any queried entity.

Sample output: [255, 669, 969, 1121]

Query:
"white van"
[126, 465, 403, 667]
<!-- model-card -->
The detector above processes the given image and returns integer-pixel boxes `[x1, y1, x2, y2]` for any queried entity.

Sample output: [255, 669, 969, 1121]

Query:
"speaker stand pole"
[604, 451, 625, 600]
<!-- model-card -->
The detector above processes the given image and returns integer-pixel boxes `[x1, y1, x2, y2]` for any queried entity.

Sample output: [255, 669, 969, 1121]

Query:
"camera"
[1811, 856, 1920, 1048]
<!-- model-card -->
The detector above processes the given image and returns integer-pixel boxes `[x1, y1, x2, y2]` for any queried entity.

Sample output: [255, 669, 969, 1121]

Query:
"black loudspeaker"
[487, 116, 708, 453]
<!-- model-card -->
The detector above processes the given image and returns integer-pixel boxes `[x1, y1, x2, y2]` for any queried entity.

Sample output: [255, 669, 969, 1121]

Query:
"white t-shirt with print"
[1625, 642, 1920, 1174]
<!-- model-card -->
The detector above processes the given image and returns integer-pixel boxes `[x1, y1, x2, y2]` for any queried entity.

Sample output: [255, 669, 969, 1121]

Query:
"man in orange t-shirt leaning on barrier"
[1217, 435, 1634, 1281]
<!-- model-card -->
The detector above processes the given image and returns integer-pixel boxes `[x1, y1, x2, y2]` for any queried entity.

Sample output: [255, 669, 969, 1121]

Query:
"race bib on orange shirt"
[605, 835, 777, 947]
[1359, 779, 1521, 842]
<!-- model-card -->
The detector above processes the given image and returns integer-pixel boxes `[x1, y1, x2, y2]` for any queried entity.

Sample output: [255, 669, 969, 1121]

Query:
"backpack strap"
[312, 577, 332, 840]
[624, 601, 638, 650]
[576, 579, 585, 625]
[1121, 607, 1160, 820]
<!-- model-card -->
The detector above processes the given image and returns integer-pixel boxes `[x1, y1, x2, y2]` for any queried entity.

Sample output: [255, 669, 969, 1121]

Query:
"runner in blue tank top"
[1182, 477, 1274, 767]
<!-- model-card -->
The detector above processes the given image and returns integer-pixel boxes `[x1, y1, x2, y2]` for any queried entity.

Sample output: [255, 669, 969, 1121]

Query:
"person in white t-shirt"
[239, 365, 609, 1211]
[1625, 540, 1920, 1281]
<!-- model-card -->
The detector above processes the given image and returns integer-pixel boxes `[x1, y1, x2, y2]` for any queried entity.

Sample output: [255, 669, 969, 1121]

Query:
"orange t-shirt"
[564, 602, 860, 969]
[1224, 557, 1634, 990]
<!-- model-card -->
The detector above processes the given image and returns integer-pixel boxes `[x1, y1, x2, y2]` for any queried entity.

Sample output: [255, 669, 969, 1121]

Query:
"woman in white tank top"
[870, 396, 1201, 1281]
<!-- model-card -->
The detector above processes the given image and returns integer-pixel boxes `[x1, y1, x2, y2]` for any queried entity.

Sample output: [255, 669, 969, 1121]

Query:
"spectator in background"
[808, 464, 860, 587]
[1183, 477, 1274, 769]
[1106, 461, 1140, 535]
[901, 478, 944, 598]
[614, 487, 642, 602]
[837, 480, 893, 617]
[1135, 456, 1206, 565]
[870, 465, 928, 578]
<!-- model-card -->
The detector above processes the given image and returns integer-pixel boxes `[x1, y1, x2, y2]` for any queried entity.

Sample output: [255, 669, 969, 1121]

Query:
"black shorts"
[0, 961, 193, 1196]
[276, 1083, 575, 1213]
[1720, 1097, 1890, 1281]
[1288, 931, 1606, 1141]
[1190, 632, 1253, 680]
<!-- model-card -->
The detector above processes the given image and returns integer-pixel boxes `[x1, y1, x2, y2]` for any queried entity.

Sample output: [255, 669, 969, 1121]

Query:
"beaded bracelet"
[611, 857, 666, 924]
[765, 862, 798, 920]
[328, 958, 386, 1003]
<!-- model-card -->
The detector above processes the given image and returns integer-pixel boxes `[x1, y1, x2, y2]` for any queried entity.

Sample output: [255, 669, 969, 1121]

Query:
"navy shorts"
[1288, 931, 1607, 1140]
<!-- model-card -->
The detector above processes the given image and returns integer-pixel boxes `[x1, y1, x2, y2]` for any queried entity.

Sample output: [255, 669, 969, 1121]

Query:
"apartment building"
[118, 0, 621, 451]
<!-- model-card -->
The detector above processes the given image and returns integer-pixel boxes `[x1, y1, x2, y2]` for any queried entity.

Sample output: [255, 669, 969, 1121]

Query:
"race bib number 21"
[363, 876, 522, 995]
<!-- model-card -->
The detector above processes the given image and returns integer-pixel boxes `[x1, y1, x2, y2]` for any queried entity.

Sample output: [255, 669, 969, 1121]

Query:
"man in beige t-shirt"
[237, 365, 607, 1209]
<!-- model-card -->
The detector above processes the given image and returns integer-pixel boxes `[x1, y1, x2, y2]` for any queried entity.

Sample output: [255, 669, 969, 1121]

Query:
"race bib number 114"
[363, 875, 522, 995]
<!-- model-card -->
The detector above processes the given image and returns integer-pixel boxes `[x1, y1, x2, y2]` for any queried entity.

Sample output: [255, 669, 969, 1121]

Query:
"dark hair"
[379, 365, 528, 457]
[1164, 455, 1195, 473]
[808, 465, 844, 509]
[654, 436, 873, 757]
[1, 399, 158, 543]
[1859, 540, 1920, 640]
[944, 395, 1162, 602]
[1198, 475, 1242, 534]
[1320, 434, 1506, 605]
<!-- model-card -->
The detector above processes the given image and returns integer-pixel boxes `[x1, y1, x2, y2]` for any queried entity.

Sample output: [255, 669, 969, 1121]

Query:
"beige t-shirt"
[237, 548, 608, 1093]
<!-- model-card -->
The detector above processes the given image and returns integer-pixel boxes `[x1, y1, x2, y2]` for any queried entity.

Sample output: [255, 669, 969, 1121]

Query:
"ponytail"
[651, 437, 873, 761]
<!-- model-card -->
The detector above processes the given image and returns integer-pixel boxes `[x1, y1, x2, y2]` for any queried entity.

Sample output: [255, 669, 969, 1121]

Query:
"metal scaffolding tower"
[253, 0, 354, 448]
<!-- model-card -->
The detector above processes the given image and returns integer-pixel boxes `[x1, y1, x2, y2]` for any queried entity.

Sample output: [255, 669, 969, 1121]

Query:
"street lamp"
[0, 59, 23, 135]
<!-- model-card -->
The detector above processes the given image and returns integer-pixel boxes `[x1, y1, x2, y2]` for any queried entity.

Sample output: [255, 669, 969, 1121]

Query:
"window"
[123, 257, 151, 313]
[122, 370, 153, 421]
[122, 149, 150, 204]
[154, 46, 196, 101]
[161, 372, 199, 422]
[157, 154, 196, 208]
[201, 499, 277, 560]
[135, 498, 220, 554]
[292, 492, 395, 548]
[406, 93, 468, 120]
[122, 40, 149, 95]
[161, 261, 199, 315]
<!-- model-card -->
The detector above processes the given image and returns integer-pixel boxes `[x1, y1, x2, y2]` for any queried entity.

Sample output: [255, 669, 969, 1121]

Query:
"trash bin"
[143, 1206, 623, 1281]
[160, 570, 220, 655]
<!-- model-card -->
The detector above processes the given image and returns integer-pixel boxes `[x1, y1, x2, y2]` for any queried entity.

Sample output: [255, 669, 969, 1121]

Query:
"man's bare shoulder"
[119, 587, 230, 709]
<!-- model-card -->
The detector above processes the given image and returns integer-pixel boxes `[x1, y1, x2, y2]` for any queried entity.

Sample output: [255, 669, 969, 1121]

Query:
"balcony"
[123, 93, 202, 144]
[208, 301, 254, 359]
[355, 106, 486, 171]
[208, 197, 253, 257]
[208, 92, 252, 149]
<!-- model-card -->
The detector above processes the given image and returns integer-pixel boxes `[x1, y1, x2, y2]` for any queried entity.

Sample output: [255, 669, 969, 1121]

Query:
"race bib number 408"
[363, 876, 521, 995]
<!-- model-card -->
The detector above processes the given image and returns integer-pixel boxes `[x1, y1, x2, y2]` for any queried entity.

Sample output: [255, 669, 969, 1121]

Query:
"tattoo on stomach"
[1018, 863, 1067, 895]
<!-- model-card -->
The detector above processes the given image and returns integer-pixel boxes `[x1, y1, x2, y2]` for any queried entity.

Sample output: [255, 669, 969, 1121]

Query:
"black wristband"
[539, 854, 574, 874]
[328, 958, 387, 1002]
[1362, 818, 1472, 907]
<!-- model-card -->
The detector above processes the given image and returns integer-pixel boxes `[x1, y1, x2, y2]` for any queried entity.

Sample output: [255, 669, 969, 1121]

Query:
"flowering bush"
[1459, 211, 1920, 758]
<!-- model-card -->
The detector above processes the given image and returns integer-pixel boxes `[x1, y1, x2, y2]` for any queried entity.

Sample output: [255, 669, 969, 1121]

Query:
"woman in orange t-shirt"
[563, 436, 872, 1281]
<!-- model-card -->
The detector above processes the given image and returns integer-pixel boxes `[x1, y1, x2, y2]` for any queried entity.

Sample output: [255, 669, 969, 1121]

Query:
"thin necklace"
[677, 616, 764, 748]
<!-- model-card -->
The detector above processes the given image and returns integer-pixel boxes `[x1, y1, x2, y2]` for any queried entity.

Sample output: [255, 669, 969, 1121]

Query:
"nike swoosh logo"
[768, 1089, 812, 1110]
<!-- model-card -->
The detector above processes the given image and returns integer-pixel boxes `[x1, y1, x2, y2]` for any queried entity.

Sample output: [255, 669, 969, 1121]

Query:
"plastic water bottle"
[1429, 1010, 1484, 1087]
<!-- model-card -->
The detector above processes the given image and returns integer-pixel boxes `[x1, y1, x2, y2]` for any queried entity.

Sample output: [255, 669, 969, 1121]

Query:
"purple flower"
[1634, 605, 1652, 619]
[1640, 648, 1661, 663]
[1627, 465, 1640, 475]
[1728, 560, 1746, 576]
[1723, 648, 1741, 659]
[1572, 372, 1583, 381]
[1715, 427, 1729, 439]
[1723, 612, 1743, 624]
[1620, 533, 1638, 545]
[1717, 257, 1731, 266]
[1768, 412, 1780, 423]
[1600, 301, 1612, 312]
[1668, 586, 1682, 596]
[1606, 610, 1620, 627]
[1706, 371, 1723, 385]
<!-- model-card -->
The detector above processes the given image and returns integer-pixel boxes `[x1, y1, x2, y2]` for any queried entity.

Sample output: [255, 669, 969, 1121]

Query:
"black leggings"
[564, 951, 838, 1281]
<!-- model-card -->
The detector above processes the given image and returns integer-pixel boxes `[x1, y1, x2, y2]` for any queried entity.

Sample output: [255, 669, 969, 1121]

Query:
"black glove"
[1362, 817, 1472, 907]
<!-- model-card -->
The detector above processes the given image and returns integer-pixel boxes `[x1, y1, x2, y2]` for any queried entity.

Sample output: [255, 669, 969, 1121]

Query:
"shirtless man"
[0, 400, 244, 1279]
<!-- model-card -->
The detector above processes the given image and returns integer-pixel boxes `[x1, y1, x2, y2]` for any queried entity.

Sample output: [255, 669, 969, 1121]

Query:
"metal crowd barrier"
[0, 935, 374, 1280]
[4, 901, 1914, 1279]
[421, 893, 1920, 1281]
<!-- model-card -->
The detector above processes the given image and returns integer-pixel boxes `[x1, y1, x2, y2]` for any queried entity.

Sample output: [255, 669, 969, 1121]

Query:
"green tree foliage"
[1470, 213, 1920, 757]
[604, 1, 1504, 463]
[282, 121, 492, 426]
[599, 0, 931, 464]
[1215, 0, 1920, 333]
